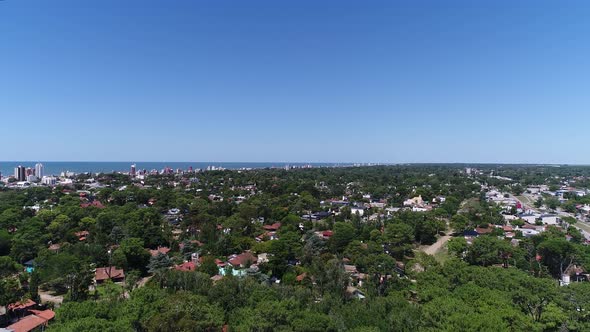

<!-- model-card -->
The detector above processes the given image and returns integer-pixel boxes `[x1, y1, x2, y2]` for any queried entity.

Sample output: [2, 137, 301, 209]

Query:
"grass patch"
[433, 246, 451, 264]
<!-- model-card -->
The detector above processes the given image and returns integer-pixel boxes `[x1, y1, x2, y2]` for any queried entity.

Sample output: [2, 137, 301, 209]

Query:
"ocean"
[0, 161, 345, 177]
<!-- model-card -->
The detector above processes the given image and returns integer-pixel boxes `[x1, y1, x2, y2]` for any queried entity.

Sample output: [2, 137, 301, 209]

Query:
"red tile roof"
[174, 261, 196, 272]
[7, 299, 36, 311]
[74, 230, 89, 237]
[228, 252, 257, 268]
[178, 240, 204, 249]
[95, 266, 125, 282]
[263, 222, 281, 231]
[475, 227, 493, 234]
[80, 200, 105, 209]
[29, 309, 55, 321]
[296, 273, 307, 282]
[149, 246, 171, 257]
[6, 309, 54, 332]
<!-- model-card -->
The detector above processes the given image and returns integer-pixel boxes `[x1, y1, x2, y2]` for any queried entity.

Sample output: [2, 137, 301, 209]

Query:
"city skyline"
[3, 1, 590, 163]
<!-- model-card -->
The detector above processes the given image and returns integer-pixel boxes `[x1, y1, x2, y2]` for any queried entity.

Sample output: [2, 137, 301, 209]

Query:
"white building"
[540, 214, 559, 225]
[35, 163, 44, 179]
[42, 176, 57, 185]
[403, 195, 424, 207]
[351, 207, 365, 216]
[519, 213, 538, 224]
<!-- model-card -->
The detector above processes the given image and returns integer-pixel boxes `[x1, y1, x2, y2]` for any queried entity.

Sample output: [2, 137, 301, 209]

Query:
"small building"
[149, 246, 171, 257]
[23, 260, 35, 273]
[95, 266, 125, 284]
[80, 200, 105, 209]
[519, 213, 537, 224]
[48, 243, 61, 253]
[74, 231, 89, 241]
[351, 207, 365, 216]
[174, 261, 197, 272]
[228, 252, 257, 269]
[540, 214, 559, 225]
[6, 309, 55, 332]
[346, 286, 366, 299]
[262, 222, 281, 231]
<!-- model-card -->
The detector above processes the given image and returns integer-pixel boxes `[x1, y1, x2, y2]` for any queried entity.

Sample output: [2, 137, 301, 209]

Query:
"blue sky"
[2, 1, 590, 163]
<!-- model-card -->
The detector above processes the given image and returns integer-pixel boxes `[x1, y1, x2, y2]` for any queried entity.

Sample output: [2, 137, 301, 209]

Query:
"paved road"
[510, 194, 590, 240]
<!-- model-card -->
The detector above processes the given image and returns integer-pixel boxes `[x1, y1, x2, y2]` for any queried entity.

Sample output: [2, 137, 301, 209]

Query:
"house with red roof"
[178, 240, 204, 250]
[296, 273, 307, 282]
[262, 222, 281, 231]
[80, 200, 105, 209]
[7, 299, 37, 313]
[148, 246, 171, 257]
[95, 266, 125, 284]
[228, 252, 257, 269]
[6, 309, 55, 332]
[74, 230, 89, 241]
[255, 231, 278, 242]
[174, 261, 197, 272]
[215, 259, 226, 268]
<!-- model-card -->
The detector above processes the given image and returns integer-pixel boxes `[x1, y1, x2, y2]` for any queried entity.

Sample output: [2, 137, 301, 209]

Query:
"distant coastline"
[0, 161, 358, 177]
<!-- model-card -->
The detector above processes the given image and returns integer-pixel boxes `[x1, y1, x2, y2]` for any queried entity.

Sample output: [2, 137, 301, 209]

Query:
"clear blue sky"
[2, 1, 590, 163]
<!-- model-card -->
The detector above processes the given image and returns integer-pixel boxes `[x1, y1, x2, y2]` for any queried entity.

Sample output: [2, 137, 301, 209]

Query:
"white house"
[519, 213, 537, 224]
[351, 207, 365, 216]
[540, 214, 559, 225]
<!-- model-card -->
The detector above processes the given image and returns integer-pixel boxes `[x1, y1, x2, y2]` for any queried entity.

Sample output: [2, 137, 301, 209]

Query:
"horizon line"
[1, 161, 589, 166]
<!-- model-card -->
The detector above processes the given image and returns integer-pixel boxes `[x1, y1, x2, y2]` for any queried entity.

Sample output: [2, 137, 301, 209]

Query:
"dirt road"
[422, 234, 452, 256]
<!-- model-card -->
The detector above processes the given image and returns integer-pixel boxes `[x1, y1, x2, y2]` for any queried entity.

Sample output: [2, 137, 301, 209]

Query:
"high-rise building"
[130, 164, 136, 177]
[26, 168, 33, 177]
[14, 166, 26, 181]
[35, 163, 44, 179]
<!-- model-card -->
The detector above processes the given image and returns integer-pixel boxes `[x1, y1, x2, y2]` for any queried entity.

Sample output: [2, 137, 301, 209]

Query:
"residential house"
[345, 286, 366, 299]
[403, 195, 424, 207]
[262, 222, 281, 231]
[228, 252, 257, 269]
[148, 246, 171, 257]
[540, 214, 559, 225]
[350, 207, 365, 216]
[95, 266, 125, 284]
[80, 200, 105, 209]
[74, 231, 89, 241]
[174, 261, 197, 272]
[6, 309, 55, 332]
[519, 213, 537, 224]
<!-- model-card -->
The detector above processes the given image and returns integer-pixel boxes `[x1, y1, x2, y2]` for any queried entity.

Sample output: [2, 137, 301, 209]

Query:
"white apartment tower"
[35, 163, 44, 179]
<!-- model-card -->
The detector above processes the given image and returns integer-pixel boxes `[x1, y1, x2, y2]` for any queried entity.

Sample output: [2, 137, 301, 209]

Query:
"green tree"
[383, 222, 414, 258]
[147, 252, 172, 275]
[447, 237, 468, 258]
[450, 214, 469, 233]
[330, 222, 356, 253]
[113, 238, 151, 274]
[537, 238, 580, 278]
[513, 277, 556, 322]
[198, 256, 219, 277]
